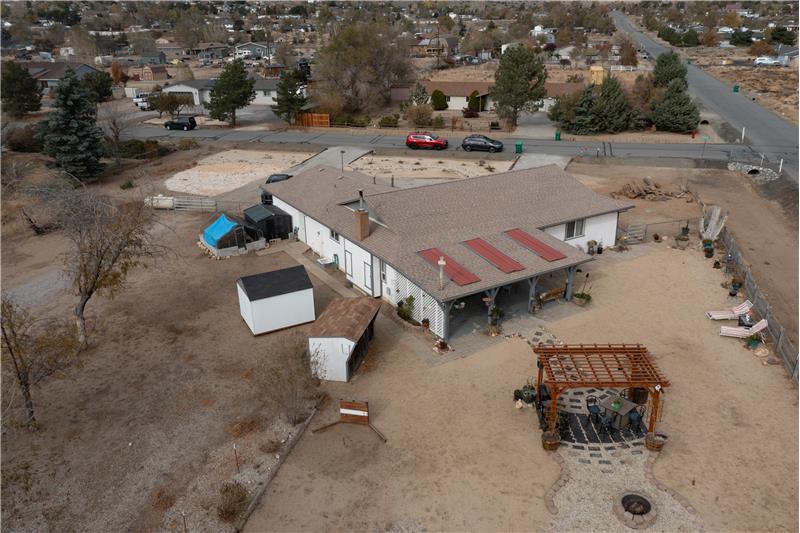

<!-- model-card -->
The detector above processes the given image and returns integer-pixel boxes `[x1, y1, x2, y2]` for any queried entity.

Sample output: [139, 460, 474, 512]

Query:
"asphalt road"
[125, 124, 762, 165]
[611, 11, 799, 183]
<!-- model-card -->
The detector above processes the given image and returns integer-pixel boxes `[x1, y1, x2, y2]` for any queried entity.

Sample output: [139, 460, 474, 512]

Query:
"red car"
[406, 132, 448, 150]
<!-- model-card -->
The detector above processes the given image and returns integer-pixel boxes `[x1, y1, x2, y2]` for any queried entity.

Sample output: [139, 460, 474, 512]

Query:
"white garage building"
[237, 266, 315, 335]
[308, 297, 382, 382]
[263, 165, 632, 341]
[163, 76, 279, 106]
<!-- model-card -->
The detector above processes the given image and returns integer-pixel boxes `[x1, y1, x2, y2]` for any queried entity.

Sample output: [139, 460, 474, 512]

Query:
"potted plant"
[674, 234, 690, 249]
[490, 306, 505, 326]
[729, 275, 744, 297]
[572, 273, 592, 306]
[421, 318, 430, 329]
[702, 238, 714, 258]
[745, 333, 762, 349]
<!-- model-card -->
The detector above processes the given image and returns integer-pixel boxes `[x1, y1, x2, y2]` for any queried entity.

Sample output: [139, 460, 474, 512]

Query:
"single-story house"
[540, 81, 586, 112]
[189, 42, 229, 59]
[163, 76, 279, 106]
[22, 61, 99, 93]
[141, 51, 167, 65]
[235, 41, 276, 59]
[156, 43, 185, 59]
[263, 165, 633, 341]
[237, 266, 315, 335]
[308, 297, 382, 382]
[413, 35, 459, 57]
[263, 63, 286, 78]
[421, 81, 494, 110]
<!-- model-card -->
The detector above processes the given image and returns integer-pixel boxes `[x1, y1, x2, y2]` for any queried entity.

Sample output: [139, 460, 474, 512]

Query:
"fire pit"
[613, 492, 657, 529]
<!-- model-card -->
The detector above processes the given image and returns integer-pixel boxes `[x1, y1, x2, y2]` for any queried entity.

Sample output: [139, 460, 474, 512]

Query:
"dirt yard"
[0, 213, 338, 532]
[703, 65, 799, 124]
[348, 154, 514, 180]
[246, 241, 797, 532]
[164, 149, 314, 196]
[568, 160, 799, 346]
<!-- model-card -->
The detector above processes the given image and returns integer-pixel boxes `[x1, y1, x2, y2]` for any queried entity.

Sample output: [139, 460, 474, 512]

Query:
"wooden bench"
[535, 287, 565, 311]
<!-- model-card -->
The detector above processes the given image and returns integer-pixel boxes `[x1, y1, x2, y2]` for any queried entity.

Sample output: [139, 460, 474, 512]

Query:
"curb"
[234, 407, 319, 533]
[544, 450, 570, 515]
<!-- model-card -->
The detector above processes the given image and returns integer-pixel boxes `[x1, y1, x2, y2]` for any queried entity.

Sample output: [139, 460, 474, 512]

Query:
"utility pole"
[740, 126, 746, 144]
[436, 19, 441, 69]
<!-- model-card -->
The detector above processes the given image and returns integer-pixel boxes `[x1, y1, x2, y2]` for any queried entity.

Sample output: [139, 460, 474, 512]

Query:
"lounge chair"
[720, 318, 768, 338]
[706, 300, 753, 320]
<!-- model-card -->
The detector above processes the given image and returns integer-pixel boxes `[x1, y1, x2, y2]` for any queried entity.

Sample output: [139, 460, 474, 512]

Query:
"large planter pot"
[572, 296, 590, 307]
[645, 432, 666, 451]
[704, 248, 715, 258]
[674, 238, 689, 250]
[541, 430, 561, 451]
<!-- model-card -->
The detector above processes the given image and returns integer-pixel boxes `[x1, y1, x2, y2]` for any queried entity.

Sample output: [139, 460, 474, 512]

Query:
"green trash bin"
[555, 131, 562, 141]
[733, 84, 740, 93]
[515, 141, 523, 154]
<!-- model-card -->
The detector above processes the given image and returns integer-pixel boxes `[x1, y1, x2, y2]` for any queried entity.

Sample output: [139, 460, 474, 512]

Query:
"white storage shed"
[308, 297, 382, 382]
[237, 265, 315, 335]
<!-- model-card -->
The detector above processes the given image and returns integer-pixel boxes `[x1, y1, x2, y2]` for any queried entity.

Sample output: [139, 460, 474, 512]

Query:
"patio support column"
[527, 276, 539, 313]
[536, 359, 544, 403]
[440, 300, 455, 342]
[548, 386, 560, 433]
[484, 287, 500, 325]
[564, 266, 577, 300]
[647, 389, 661, 433]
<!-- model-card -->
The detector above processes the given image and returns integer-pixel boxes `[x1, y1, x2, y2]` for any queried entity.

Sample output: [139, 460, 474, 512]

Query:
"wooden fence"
[297, 113, 330, 127]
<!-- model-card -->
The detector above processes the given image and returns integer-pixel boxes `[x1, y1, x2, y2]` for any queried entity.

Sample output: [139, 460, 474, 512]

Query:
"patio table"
[599, 395, 637, 430]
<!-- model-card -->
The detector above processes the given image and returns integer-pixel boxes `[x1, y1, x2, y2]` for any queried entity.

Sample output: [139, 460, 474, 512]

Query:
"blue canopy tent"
[202, 214, 262, 251]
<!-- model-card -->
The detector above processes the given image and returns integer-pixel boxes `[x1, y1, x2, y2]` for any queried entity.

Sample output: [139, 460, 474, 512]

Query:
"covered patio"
[532, 344, 670, 451]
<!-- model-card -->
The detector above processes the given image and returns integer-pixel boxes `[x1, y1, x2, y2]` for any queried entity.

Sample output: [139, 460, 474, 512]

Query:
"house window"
[330, 229, 339, 242]
[263, 90, 268, 96]
[445, 95, 451, 102]
[380, 261, 386, 282]
[364, 262, 372, 290]
[565, 219, 585, 240]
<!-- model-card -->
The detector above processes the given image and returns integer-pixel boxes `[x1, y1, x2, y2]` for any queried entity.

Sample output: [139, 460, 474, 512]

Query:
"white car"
[754, 56, 780, 66]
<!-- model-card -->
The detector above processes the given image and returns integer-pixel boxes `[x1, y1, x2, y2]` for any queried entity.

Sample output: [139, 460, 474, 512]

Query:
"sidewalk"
[258, 241, 358, 299]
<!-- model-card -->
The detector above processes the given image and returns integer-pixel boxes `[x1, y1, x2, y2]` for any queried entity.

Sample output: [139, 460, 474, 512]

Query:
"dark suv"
[164, 116, 197, 131]
[461, 135, 503, 153]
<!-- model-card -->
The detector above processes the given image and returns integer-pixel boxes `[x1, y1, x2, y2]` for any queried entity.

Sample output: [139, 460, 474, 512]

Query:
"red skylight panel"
[463, 238, 524, 273]
[418, 248, 481, 286]
[505, 228, 567, 262]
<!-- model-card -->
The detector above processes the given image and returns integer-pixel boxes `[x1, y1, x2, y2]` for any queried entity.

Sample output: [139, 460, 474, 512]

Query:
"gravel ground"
[546, 448, 704, 532]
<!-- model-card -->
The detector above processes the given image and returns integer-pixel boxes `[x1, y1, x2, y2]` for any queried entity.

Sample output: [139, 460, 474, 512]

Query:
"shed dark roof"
[243, 203, 288, 222]
[309, 297, 382, 342]
[238, 265, 312, 301]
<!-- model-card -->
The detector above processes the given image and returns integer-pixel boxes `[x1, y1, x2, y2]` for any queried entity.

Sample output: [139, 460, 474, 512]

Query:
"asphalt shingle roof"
[265, 165, 632, 301]
[309, 297, 381, 342]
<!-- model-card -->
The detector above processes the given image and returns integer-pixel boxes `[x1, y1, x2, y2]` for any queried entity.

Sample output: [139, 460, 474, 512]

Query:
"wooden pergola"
[533, 343, 670, 436]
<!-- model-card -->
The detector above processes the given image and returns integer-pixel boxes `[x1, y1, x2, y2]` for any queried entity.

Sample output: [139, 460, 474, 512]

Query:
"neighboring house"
[421, 80, 494, 110]
[263, 63, 286, 78]
[156, 43, 186, 59]
[189, 42, 229, 59]
[529, 25, 556, 43]
[163, 76, 279, 106]
[141, 51, 167, 65]
[22, 61, 99, 93]
[413, 35, 459, 57]
[234, 41, 276, 59]
[140, 64, 168, 81]
[540, 81, 586, 112]
[263, 165, 632, 341]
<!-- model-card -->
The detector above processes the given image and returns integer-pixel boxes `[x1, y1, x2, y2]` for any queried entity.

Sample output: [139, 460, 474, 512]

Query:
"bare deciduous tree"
[1, 297, 79, 429]
[37, 188, 166, 346]
[98, 104, 136, 167]
[256, 333, 322, 425]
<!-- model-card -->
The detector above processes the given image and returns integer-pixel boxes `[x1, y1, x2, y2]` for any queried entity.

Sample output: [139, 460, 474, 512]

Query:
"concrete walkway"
[286, 146, 373, 175]
[258, 241, 357, 298]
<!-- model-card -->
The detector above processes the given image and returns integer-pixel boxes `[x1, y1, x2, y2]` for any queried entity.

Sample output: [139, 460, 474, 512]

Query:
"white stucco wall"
[239, 287, 315, 335]
[308, 336, 354, 382]
[543, 211, 619, 252]
[343, 239, 376, 296]
[163, 85, 201, 105]
[306, 215, 345, 268]
[252, 90, 277, 105]
[272, 197, 306, 242]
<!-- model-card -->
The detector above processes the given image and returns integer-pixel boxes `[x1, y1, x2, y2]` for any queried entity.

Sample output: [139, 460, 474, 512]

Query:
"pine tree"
[653, 51, 687, 88]
[567, 86, 599, 135]
[39, 68, 104, 181]
[468, 90, 480, 111]
[82, 71, 114, 106]
[491, 45, 547, 126]
[1, 61, 43, 118]
[651, 79, 700, 133]
[430, 89, 448, 110]
[271, 69, 308, 124]
[594, 76, 631, 133]
[205, 59, 255, 127]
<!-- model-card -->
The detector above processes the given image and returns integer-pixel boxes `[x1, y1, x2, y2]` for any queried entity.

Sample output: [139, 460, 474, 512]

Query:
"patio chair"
[705, 300, 753, 320]
[720, 318, 768, 338]
[586, 395, 601, 424]
[597, 412, 613, 434]
[628, 405, 646, 433]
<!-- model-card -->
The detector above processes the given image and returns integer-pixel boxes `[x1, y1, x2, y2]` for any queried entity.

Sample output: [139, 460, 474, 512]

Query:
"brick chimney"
[355, 190, 370, 241]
